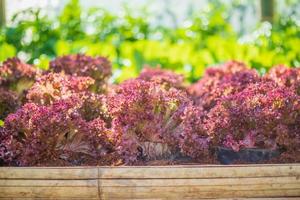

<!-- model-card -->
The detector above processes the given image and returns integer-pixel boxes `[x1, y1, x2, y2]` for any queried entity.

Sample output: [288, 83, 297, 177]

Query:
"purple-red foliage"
[2, 57, 300, 165]
[26, 72, 95, 105]
[205, 81, 300, 154]
[108, 79, 192, 163]
[1, 97, 113, 166]
[78, 92, 111, 123]
[265, 65, 300, 95]
[0, 127, 11, 165]
[49, 54, 112, 92]
[188, 61, 260, 111]
[138, 66, 185, 89]
[0, 88, 20, 119]
[178, 105, 211, 160]
[0, 57, 37, 92]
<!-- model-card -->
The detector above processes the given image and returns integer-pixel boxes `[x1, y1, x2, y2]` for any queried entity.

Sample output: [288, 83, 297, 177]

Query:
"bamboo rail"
[0, 164, 299, 200]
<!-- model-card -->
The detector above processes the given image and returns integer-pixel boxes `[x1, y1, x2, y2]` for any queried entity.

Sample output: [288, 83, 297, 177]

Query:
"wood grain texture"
[0, 167, 98, 179]
[0, 167, 99, 199]
[100, 177, 300, 187]
[98, 164, 300, 179]
[99, 164, 300, 200]
[100, 188, 300, 199]
[0, 164, 299, 199]
[0, 187, 98, 198]
[0, 179, 97, 187]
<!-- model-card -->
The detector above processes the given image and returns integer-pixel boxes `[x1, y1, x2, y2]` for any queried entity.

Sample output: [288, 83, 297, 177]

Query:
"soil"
[1, 148, 298, 167]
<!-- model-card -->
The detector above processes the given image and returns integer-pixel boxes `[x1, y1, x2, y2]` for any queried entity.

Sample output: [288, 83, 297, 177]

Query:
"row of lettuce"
[0, 54, 299, 166]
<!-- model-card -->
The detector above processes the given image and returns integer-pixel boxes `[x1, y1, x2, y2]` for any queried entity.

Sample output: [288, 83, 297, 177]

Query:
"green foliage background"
[0, 0, 299, 83]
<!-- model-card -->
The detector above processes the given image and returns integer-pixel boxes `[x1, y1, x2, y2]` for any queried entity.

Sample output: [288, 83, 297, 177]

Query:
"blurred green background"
[0, 0, 299, 83]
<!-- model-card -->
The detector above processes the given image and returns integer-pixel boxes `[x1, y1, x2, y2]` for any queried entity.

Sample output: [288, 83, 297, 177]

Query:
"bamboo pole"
[260, 0, 275, 23]
[0, 0, 5, 26]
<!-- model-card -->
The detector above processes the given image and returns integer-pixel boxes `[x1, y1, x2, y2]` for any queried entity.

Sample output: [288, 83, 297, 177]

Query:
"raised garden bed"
[1, 57, 300, 199]
[0, 164, 300, 199]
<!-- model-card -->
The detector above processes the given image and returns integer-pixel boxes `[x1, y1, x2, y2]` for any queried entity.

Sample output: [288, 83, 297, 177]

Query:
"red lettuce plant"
[0, 88, 20, 120]
[77, 92, 111, 123]
[108, 79, 192, 163]
[0, 127, 11, 165]
[0, 57, 37, 94]
[265, 65, 300, 95]
[205, 81, 300, 156]
[26, 72, 95, 105]
[138, 66, 185, 89]
[178, 105, 211, 161]
[0, 97, 113, 166]
[49, 54, 112, 93]
[188, 61, 259, 111]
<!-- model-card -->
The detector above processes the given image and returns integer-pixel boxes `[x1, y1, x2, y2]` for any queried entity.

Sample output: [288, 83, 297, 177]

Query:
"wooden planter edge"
[0, 164, 299, 200]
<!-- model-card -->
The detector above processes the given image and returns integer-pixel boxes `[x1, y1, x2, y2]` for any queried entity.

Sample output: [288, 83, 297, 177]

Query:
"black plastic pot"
[216, 147, 280, 164]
